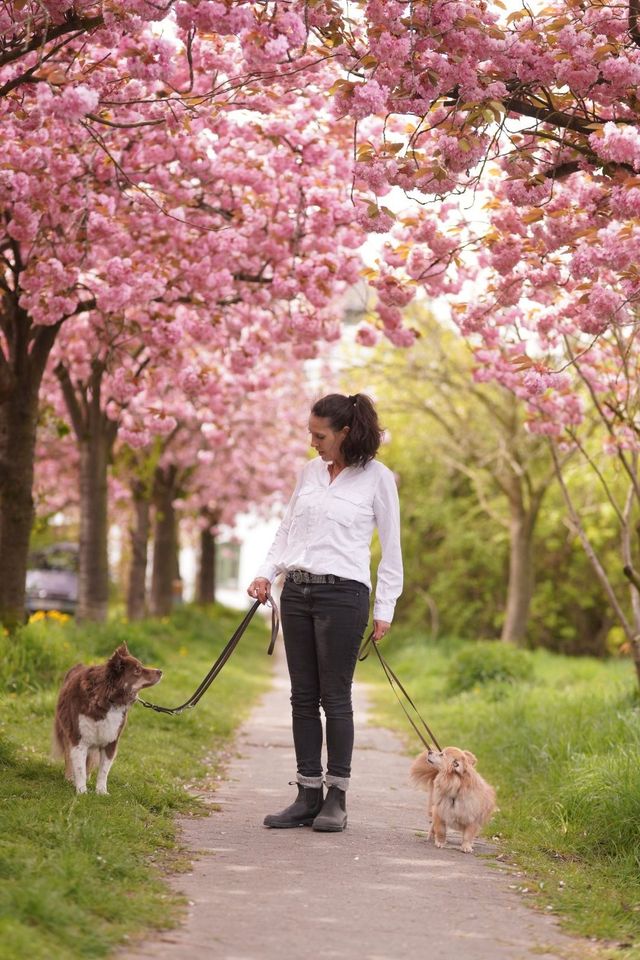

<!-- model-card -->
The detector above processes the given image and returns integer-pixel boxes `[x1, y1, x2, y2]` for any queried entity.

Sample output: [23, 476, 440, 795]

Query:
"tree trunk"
[150, 465, 180, 617]
[127, 481, 151, 621]
[500, 507, 535, 645]
[0, 386, 39, 627]
[0, 298, 58, 627]
[197, 525, 217, 605]
[56, 361, 117, 622]
[76, 432, 111, 620]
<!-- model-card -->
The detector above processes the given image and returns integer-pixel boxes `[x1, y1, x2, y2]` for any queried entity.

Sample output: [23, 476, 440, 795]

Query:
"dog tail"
[409, 750, 437, 790]
[51, 720, 64, 761]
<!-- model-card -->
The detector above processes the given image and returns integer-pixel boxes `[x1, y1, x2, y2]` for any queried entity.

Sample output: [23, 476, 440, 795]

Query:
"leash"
[137, 597, 280, 716]
[358, 632, 442, 753]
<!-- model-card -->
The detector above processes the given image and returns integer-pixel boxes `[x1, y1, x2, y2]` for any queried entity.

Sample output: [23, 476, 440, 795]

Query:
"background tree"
[348, 312, 619, 652]
[352, 313, 561, 644]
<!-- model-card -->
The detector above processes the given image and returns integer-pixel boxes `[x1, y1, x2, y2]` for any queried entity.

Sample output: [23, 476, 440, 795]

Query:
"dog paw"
[75, 786, 87, 795]
[434, 839, 446, 848]
[460, 843, 473, 854]
[96, 787, 109, 796]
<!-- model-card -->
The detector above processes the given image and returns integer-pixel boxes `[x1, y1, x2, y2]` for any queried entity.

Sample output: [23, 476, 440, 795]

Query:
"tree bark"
[197, 523, 217, 605]
[150, 465, 180, 617]
[0, 295, 59, 628]
[56, 361, 117, 622]
[500, 509, 535, 645]
[76, 432, 111, 621]
[0, 385, 39, 627]
[127, 481, 151, 621]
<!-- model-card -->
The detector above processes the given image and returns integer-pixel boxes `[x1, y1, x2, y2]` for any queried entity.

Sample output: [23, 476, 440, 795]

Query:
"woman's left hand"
[373, 620, 391, 642]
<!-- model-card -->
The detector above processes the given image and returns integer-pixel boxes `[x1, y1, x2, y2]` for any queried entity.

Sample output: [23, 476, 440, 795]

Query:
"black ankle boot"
[263, 783, 324, 828]
[312, 785, 347, 832]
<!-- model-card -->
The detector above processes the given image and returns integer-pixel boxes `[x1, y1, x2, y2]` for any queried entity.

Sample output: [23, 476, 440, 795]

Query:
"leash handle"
[358, 631, 442, 753]
[138, 597, 280, 716]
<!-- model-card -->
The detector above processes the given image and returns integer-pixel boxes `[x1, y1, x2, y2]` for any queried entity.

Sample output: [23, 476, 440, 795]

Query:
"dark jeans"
[280, 578, 370, 782]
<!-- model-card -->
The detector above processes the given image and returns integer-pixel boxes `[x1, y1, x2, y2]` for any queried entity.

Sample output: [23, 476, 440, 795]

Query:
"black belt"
[286, 570, 351, 584]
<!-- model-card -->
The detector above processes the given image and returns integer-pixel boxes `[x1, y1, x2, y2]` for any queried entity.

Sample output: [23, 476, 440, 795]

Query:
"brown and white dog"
[53, 643, 162, 795]
[410, 747, 497, 853]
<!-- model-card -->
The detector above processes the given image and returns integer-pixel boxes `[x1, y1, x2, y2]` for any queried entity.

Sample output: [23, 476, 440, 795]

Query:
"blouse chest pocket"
[292, 485, 320, 519]
[327, 489, 371, 527]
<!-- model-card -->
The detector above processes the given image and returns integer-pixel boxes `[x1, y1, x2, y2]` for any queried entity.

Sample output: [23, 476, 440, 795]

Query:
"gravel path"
[122, 650, 593, 960]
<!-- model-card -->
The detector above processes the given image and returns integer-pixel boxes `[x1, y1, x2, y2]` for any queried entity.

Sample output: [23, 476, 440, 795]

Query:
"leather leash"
[358, 632, 442, 753]
[137, 597, 280, 716]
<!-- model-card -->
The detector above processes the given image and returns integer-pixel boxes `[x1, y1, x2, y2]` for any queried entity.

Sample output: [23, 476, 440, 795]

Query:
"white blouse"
[255, 456, 403, 622]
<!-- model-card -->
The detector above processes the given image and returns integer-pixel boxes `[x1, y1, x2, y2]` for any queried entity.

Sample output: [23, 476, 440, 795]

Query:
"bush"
[557, 747, 640, 857]
[445, 640, 534, 694]
[0, 605, 227, 695]
[0, 621, 74, 693]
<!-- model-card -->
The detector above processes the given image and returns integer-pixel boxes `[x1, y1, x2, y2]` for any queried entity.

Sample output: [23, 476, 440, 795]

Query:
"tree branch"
[550, 440, 634, 638]
[54, 360, 86, 440]
[0, 15, 104, 70]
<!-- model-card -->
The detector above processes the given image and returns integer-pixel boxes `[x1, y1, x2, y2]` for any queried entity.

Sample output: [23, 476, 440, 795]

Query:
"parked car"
[25, 543, 79, 616]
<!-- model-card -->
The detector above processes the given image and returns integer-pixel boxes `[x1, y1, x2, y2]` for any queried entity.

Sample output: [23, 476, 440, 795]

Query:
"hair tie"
[348, 394, 357, 405]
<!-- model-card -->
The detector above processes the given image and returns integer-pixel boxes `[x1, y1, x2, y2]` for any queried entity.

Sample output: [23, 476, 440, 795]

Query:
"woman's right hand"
[247, 577, 271, 604]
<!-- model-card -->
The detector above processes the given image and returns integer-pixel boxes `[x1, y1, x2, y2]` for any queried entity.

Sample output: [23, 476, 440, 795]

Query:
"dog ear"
[108, 644, 129, 674]
[464, 751, 477, 766]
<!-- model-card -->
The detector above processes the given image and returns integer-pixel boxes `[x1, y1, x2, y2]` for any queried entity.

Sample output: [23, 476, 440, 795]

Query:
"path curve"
[122, 650, 592, 960]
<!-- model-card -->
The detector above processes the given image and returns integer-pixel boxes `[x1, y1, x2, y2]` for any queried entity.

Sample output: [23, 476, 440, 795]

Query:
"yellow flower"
[49, 610, 70, 623]
[28, 609, 70, 625]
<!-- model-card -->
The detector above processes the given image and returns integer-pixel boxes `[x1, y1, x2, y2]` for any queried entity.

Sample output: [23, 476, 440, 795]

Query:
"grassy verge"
[0, 604, 272, 960]
[359, 629, 640, 959]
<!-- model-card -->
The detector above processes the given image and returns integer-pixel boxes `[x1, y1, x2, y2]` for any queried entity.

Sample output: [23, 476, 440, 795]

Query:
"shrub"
[0, 622, 74, 693]
[557, 747, 640, 857]
[445, 640, 534, 694]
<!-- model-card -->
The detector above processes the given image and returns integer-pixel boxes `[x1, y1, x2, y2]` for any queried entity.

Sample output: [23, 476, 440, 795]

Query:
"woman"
[247, 392, 402, 832]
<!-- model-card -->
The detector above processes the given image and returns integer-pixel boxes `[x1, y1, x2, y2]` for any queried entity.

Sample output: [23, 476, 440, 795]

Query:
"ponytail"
[311, 393, 382, 467]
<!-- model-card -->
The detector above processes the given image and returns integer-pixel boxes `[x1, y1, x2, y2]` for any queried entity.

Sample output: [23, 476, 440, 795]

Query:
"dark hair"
[311, 393, 382, 468]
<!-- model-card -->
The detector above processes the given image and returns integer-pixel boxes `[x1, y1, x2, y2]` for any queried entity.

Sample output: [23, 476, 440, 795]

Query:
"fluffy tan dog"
[410, 747, 497, 853]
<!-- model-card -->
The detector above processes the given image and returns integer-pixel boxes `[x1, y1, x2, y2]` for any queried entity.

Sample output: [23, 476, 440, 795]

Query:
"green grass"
[0, 604, 272, 960]
[360, 629, 640, 959]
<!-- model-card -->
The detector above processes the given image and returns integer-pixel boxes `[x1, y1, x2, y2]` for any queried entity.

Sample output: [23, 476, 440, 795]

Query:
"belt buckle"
[292, 570, 303, 584]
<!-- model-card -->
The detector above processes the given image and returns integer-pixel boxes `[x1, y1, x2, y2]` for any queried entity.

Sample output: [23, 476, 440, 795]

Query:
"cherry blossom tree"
[0, 15, 363, 625]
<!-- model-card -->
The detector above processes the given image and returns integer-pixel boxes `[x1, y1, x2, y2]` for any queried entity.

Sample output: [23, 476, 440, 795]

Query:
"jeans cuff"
[296, 774, 324, 788]
[325, 775, 350, 791]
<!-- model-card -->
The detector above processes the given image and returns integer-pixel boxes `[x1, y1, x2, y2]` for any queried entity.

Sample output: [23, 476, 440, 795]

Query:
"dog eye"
[452, 760, 459, 768]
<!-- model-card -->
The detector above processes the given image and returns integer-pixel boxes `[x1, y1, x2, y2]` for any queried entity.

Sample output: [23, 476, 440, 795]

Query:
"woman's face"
[308, 414, 349, 463]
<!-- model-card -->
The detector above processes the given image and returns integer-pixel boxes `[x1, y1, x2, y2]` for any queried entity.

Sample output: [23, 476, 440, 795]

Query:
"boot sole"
[312, 818, 348, 833]
[263, 817, 317, 828]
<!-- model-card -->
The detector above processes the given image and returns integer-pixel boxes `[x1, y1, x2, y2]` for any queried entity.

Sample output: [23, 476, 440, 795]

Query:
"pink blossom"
[355, 325, 379, 347]
[374, 275, 415, 308]
[385, 326, 416, 347]
[57, 84, 100, 120]
[350, 81, 389, 120]
[590, 122, 640, 172]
